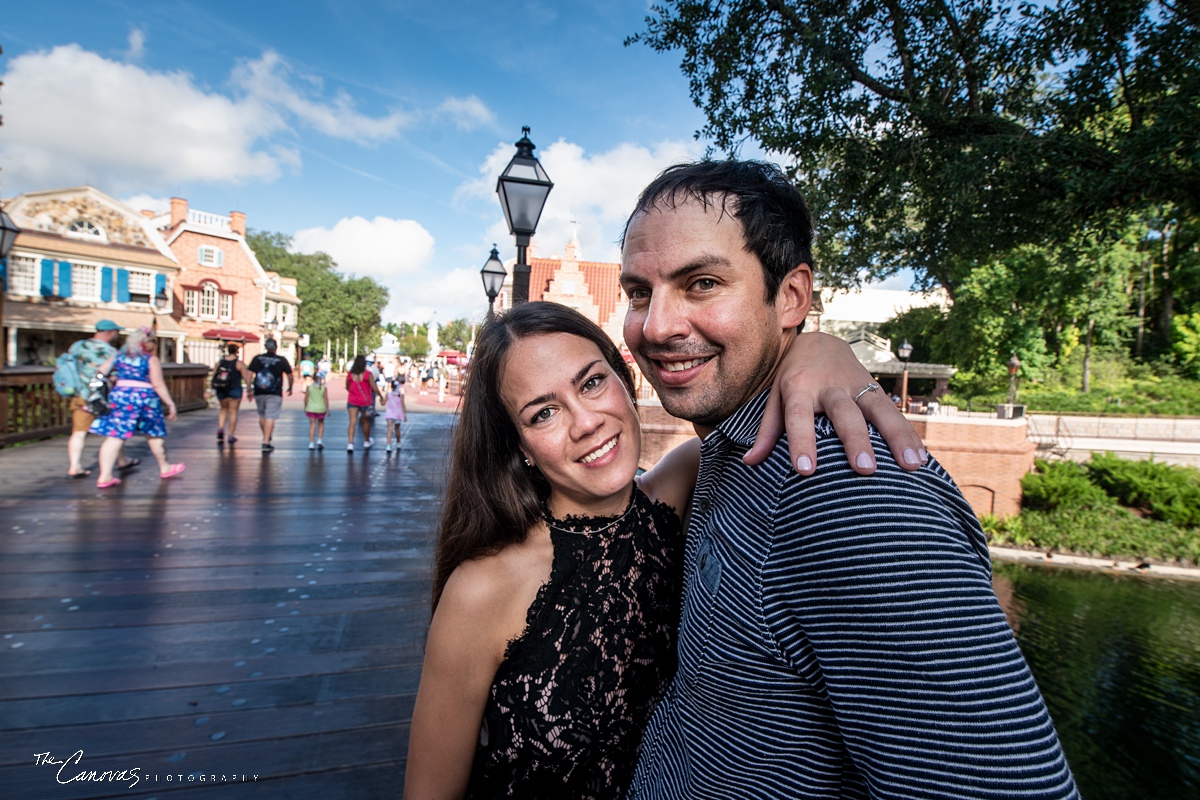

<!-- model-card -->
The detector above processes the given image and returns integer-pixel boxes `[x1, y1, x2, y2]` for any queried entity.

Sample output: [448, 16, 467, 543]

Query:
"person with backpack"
[246, 338, 293, 453]
[212, 343, 253, 445]
[60, 320, 135, 479]
[345, 354, 383, 451]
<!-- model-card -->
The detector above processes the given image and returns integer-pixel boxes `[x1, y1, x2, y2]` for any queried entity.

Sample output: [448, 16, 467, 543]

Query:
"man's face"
[621, 197, 811, 433]
[95, 329, 118, 344]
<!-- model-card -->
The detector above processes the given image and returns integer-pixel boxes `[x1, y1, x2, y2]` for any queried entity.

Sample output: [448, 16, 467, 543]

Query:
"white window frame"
[198, 245, 224, 267]
[218, 292, 232, 321]
[184, 289, 199, 317]
[7, 254, 39, 295]
[70, 262, 100, 301]
[128, 270, 154, 304]
[199, 282, 219, 319]
[67, 220, 106, 241]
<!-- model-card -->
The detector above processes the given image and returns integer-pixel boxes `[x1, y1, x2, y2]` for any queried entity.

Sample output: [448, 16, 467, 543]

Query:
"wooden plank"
[0, 401, 449, 795]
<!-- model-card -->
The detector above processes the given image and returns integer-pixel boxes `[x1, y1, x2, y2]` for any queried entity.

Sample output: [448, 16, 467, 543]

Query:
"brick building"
[0, 186, 183, 366]
[152, 199, 300, 366]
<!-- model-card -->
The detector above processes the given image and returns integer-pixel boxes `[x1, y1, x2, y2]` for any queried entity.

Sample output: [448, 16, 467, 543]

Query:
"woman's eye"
[532, 407, 553, 424]
[582, 374, 605, 392]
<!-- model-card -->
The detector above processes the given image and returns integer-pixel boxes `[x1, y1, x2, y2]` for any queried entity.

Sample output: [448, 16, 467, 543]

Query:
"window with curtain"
[200, 283, 218, 318]
[128, 271, 153, 304]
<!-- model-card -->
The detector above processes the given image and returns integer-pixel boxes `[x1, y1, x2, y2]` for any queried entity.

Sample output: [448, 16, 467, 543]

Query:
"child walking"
[304, 373, 328, 450]
[384, 376, 407, 453]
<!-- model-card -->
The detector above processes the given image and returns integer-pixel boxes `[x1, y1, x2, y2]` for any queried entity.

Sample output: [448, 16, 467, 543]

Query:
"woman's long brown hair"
[431, 302, 636, 611]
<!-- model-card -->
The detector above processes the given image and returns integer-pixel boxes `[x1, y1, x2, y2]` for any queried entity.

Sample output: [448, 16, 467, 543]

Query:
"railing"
[186, 210, 231, 230]
[0, 364, 210, 448]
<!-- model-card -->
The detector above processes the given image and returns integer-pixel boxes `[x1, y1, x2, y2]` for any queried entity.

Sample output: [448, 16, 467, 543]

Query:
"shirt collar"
[710, 387, 772, 448]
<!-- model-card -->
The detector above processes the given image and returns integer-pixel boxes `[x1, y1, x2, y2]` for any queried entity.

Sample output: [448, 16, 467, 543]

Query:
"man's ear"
[776, 263, 813, 329]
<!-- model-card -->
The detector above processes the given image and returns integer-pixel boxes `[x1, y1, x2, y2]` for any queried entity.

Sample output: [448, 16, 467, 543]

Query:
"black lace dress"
[465, 484, 684, 800]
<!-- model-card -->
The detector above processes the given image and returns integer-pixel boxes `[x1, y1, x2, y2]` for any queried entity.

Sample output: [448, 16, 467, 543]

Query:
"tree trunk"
[1135, 259, 1146, 359]
[1082, 317, 1094, 393]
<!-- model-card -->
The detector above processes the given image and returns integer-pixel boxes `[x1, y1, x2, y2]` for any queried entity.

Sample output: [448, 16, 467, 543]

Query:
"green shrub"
[1021, 459, 1114, 512]
[1085, 452, 1200, 528]
[1009, 507, 1200, 565]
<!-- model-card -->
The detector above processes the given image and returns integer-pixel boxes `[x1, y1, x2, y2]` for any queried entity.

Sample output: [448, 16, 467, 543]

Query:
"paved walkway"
[0, 398, 454, 799]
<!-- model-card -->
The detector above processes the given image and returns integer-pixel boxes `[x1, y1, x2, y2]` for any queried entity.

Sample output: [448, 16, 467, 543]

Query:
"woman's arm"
[148, 355, 178, 421]
[404, 563, 512, 800]
[746, 332, 927, 476]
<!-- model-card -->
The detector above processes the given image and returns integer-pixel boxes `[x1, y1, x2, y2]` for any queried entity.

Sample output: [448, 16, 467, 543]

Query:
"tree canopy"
[631, 0, 1197, 296]
[247, 230, 389, 359]
[632, 0, 1200, 386]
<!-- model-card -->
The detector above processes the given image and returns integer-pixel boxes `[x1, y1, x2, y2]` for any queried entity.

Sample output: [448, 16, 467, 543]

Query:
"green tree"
[247, 231, 389, 358]
[629, 0, 1199, 305]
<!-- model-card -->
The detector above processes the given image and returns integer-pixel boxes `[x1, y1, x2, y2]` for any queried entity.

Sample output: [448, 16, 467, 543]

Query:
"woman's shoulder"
[442, 535, 552, 630]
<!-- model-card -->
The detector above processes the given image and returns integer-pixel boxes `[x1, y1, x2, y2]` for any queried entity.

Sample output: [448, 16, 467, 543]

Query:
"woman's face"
[500, 332, 642, 519]
[142, 337, 157, 354]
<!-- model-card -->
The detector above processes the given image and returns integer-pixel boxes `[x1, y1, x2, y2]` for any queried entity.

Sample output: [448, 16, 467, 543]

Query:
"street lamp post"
[0, 205, 23, 370]
[480, 245, 506, 320]
[495, 127, 553, 305]
[1007, 353, 1021, 406]
[898, 339, 913, 413]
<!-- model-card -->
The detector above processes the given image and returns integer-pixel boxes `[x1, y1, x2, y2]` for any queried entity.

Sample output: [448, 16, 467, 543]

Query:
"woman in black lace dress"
[404, 303, 924, 800]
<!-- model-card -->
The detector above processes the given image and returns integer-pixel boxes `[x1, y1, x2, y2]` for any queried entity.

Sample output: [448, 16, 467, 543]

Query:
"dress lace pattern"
[466, 485, 684, 800]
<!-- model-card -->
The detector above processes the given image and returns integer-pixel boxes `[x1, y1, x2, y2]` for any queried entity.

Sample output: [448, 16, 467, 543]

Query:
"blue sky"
[1, 0, 729, 324]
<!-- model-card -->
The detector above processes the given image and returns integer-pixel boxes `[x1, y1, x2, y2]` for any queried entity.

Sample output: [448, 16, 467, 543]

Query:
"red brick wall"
[638, 405, 1035, 519]
[168, 231, 265, 360]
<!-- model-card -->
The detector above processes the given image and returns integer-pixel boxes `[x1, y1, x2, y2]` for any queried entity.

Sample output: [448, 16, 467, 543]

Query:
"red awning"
[202, 329, 261, 342]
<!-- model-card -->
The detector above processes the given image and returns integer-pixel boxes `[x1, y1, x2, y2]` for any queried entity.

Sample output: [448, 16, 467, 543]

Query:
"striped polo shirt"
[627, 390, 1079, 799]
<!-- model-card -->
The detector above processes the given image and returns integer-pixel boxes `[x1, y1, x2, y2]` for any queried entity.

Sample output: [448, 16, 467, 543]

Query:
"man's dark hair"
[622, 160, 814, 303]
[264, 338, 278, 352]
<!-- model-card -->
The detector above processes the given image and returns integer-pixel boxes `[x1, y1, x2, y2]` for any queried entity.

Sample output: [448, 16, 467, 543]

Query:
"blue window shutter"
[0, 257, 7, 286]
[197, 245, 205, 264]
[216, 249, 224, 267]
[58, 261, 73, 298]
[116, 269, 131, 303]
[40, 259, 55, 296]
[100, 267, 113, 302]
[154, 272, 167, 298]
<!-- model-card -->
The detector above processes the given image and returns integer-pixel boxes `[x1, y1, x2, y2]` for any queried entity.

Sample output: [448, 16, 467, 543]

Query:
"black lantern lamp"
[0, 207, 19, 262]
[0, 206, 23, 371]
[897, 339, 913, 412]
[495, 127, 553, 304]
[480, 245, 506, 320]
[1007, 352, 1021, 406]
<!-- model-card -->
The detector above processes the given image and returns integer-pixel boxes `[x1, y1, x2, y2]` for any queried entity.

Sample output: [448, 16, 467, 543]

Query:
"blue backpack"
[53, 352, 84, 397]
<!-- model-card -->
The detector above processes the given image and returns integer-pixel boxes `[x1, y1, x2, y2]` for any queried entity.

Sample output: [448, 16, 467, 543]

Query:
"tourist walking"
[246, 338, 293, 453]
[384, 377, 407, 453]
[403, 303, 922, 799]
[90, 327, 184, 488]
[64, 319, 128, 479]
[304, 373, 328, 450]
[211, 343, 252, 445]
[345, 355, 382, 451]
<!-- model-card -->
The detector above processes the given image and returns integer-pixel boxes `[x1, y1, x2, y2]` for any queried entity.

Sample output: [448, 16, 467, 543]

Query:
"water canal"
[993, 561, 1200, 799]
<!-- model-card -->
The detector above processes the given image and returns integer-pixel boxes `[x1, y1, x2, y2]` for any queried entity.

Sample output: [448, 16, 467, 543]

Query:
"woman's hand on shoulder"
[744, 332, 927, 476]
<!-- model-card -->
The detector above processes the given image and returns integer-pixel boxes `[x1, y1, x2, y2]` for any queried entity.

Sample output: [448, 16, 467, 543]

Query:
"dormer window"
[198, 245, 224, 267]
[67, 219, 105, 241]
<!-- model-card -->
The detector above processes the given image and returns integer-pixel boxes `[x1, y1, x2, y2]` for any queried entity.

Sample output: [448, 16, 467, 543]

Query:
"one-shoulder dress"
[466, 484, 684, 799]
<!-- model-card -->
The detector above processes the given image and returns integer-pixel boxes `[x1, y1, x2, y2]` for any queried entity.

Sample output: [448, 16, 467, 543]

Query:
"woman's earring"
[523, 457, 532, 467]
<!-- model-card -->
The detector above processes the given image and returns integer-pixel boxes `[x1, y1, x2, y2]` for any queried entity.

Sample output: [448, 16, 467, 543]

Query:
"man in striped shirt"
[618, 160, 1079, 799]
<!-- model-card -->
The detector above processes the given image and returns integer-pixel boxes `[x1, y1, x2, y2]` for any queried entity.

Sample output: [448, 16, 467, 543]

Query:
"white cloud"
[457, 137, 703, 264]
[291, 216, 438, 320]
[231, 51, 410, 143]
[384, 266, 492, 327]
[434, 96, 496, 131]
[125, 28, 146, 61]
[0, 44, 285, 191]
[120, 194, 171, 215]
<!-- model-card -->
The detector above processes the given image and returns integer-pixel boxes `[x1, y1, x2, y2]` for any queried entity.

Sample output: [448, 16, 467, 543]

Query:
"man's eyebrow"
[621, 254, 733, 286]
[518, 359, 603, 416]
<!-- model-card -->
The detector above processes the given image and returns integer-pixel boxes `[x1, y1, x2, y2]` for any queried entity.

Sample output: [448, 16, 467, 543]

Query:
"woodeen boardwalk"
[0, 400, 455, 799]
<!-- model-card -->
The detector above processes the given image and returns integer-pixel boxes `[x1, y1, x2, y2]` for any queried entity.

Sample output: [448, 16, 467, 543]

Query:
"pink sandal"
[160, 463, 186, 479]
[96, 477, 121, 489]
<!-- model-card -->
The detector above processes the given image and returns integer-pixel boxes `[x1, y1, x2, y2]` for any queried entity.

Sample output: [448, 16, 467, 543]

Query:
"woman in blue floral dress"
[91, 327, 185, 488]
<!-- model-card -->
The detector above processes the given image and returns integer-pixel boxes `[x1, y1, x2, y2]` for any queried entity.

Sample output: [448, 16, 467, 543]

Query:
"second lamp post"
[495, 127, 553, 305]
